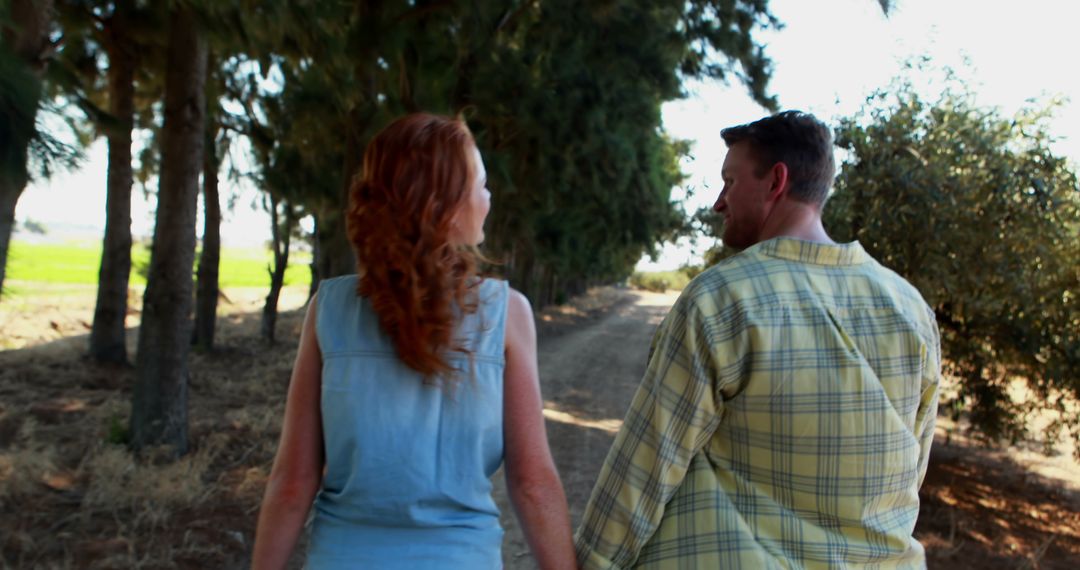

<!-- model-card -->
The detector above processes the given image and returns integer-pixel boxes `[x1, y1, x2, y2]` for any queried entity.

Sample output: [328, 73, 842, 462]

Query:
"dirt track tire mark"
[495, 289, 678, 569]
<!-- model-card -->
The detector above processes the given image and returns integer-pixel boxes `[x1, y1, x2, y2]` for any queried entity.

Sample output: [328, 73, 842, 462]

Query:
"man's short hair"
[721, 110, 836, 206]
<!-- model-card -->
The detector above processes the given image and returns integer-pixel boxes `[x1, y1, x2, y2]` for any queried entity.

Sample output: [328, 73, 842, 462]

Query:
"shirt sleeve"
[914, 306, 942, 488]
[574, 291, 726, 569]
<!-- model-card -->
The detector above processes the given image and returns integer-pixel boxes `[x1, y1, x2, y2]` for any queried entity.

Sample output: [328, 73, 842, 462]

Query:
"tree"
[242, 1, 784, 307]
[129, 4, 207, 455]
[220, 55, 324, 342]
[85, 0, 137, 363]
[46, 0, 169, 362]
[461, 0, 769, 304]
[0, 0, 55, 300]
[260, 192, 298, 343]
[71, 0, 155, 363]
[824, 71, 1080, 452]
[193, 83, 222, 352]
[192, 1, 310, 350]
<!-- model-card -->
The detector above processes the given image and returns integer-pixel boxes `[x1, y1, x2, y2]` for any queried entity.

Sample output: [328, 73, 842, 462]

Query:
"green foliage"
[693, 206, 743, 267]
[105, 413, 130, 446]
[630, 270, 691, 293]
[703, 244, 740, 266]
[25, 117, 85, 181]
[630, 272, 669, 293]
[824, 71, 1080, 450]
[20, 218, 46, 235]
[679, 262, 706, 281]
[0, 31, 42, 188]
[457, 0, 778, 304]
[469, 1, 690, 293]
[680, 0, 780, 109]
[30, 0, 793, 311]
[211, 0, 780, 306]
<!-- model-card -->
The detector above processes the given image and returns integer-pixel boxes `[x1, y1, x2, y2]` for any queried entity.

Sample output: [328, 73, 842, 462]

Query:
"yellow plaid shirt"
[575, 238, 941, 569]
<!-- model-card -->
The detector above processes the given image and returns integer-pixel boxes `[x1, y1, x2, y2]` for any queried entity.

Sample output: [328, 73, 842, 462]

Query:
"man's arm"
[574, 291, 727, 569]
[915, 306, 942, 488]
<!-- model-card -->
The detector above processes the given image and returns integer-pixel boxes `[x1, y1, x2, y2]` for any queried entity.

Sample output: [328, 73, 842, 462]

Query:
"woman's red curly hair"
[346, 113, 481, 382]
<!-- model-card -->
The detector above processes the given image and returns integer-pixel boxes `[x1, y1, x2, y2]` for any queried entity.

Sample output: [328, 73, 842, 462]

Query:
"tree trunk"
[130, 7, 206, 457]
[315, 25, 381, 283]
[193, 119, 221, 351]
[89, 0, 136, 363]
[510, 244, 538, 309]
[314, 205, 353, 281]
[0, 0, 52, 301]
[261, 196, 292, 343]
[544, 265, 558, 307]
[0, 184, 19, 299]
[316, 104, 367, 282]
[307, 214, 319, 302]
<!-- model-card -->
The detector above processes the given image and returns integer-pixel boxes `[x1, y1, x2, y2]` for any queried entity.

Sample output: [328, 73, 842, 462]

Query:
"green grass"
[7, 240, 312, 289]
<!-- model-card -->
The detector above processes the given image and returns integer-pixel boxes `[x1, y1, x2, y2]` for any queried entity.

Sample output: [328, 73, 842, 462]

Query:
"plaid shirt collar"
[751, 236, 868, 266]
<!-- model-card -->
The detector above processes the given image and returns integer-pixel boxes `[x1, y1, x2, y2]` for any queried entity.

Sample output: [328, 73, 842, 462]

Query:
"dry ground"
[1, 285, 1078, 568]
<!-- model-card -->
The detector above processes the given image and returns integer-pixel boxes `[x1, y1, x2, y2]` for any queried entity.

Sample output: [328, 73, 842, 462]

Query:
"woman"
[251, 114, 575, 569]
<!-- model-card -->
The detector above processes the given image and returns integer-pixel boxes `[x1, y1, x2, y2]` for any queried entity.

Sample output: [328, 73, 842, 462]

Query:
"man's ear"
[767, 162, 789, 202]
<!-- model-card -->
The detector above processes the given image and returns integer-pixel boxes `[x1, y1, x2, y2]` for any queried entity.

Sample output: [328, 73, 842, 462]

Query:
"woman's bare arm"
[251, 296, 325, 569]
[503, 287, 576, 569]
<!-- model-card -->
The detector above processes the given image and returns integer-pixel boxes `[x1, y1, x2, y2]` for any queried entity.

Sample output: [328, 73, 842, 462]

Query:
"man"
[575, 111, 941, 569]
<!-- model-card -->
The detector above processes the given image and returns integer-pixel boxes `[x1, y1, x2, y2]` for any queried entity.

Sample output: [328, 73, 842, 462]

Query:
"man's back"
[576, 237, 941, 569]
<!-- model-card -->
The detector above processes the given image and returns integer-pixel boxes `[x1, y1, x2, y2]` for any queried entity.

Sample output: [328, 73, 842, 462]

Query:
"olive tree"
[825, 73, 1080, 453]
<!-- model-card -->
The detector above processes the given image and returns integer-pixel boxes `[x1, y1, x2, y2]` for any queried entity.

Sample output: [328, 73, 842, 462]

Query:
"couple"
[252, 111, 942, 569]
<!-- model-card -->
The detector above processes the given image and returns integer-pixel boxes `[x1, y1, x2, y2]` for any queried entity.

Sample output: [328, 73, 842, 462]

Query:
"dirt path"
[495, 289, 680, 569]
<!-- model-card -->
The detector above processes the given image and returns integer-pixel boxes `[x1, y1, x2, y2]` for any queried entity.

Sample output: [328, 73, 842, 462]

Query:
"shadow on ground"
[918, 438, 1080, 569]
[0, 305, 306, 568]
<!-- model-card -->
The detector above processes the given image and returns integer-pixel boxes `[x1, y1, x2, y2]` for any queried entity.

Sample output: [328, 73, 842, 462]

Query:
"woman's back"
[306, 275, 508, 569]
[251, 113, 573, 570]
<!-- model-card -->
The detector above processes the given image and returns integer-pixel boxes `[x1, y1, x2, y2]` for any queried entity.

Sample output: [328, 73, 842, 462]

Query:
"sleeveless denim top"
[306, 275, 508, 569]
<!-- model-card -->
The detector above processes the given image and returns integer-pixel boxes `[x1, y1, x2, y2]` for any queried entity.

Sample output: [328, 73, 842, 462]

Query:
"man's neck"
[757, 200, 836, 245]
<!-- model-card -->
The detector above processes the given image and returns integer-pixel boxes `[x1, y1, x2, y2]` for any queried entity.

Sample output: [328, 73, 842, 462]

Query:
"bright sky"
[645, 0, 1080, 270]
[17, 0, 1080, 268]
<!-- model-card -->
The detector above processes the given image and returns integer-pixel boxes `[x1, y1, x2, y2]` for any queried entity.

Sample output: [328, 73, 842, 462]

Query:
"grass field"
[1, 239, 314, 351]
[5, 240, 311, 292]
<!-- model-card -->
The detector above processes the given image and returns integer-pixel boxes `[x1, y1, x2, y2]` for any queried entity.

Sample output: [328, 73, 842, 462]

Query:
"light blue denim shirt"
[306, 275, 508, 569]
